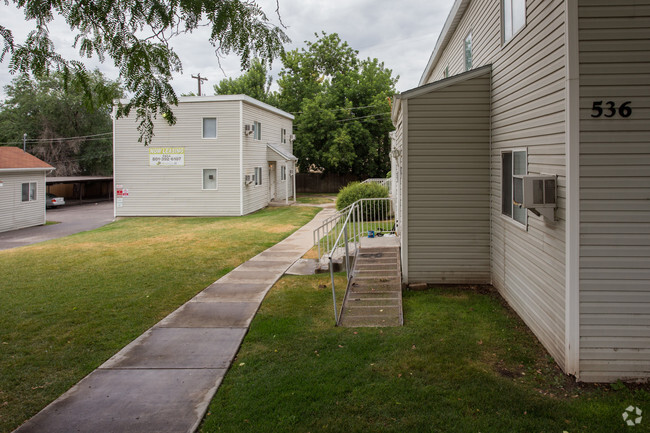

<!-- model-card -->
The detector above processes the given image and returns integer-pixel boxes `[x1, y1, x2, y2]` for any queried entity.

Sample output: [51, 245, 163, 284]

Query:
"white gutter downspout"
[292, 161, 296, 203]
[564, 0, 580, 378]
[112, 105, 117, 220]
[239, 101, 244, 216]
[401, 100, 409, 283]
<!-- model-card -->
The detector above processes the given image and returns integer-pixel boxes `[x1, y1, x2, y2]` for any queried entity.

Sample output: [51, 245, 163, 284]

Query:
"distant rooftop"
[0, 147, 53, 170]
[46, 176, 113, 183]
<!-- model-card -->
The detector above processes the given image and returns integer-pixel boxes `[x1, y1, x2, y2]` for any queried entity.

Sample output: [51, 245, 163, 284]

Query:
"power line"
[290, 104, 384, 115]
[334, 112, 391, 123]
[0, 132, 113, 146]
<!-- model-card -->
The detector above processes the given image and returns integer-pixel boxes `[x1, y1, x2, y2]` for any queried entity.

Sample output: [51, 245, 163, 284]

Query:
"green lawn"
[201, 277, 650, 433]
[296, 193, 336, 205]
[0, 206, 320, 433]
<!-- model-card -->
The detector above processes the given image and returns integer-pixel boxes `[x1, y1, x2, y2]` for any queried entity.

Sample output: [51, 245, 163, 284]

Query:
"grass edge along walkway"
[0, 206, 322, 433]
[200, 278, 650, 433]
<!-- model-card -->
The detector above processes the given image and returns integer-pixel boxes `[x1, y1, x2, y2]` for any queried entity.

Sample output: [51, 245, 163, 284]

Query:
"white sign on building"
[149, 147, 185, 166]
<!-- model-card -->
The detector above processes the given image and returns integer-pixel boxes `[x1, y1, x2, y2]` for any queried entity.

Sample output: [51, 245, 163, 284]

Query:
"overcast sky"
[0, 0, 454, 99]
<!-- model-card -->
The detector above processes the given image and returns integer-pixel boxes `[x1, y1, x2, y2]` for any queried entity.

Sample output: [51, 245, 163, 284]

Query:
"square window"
[501, 149, 527, 226]
[464, 33, 473, 71]
[202, 169, 217, 190]
[503, 0, 526, 43]
[203, 118, 217, 139]
[21, 182, 37, 202]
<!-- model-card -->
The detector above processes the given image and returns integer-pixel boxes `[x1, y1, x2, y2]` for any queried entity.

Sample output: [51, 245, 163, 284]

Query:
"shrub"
[386, 171, 391, 178]
[336, 182, 389, 214]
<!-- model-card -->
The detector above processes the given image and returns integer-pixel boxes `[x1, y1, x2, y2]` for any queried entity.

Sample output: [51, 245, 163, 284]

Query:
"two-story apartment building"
[113, 95, 297, 217]
[392, 0, 649, 382]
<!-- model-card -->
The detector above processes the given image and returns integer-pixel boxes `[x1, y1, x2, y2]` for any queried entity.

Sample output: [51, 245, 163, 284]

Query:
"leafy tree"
[276, 33, 398, 177]
[1, 0, 289, 144]
[213, 58, 277, 105]
[0, 70, 124, 175]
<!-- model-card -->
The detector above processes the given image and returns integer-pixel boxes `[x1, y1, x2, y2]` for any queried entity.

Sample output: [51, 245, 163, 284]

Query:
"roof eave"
[419, 0, 472, 86]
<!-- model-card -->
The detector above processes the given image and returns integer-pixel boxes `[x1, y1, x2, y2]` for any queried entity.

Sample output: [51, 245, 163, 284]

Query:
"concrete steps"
[338, 246, 403, 327]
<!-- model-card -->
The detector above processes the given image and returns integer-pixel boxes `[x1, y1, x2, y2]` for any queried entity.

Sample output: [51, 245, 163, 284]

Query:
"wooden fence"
[296, 173, 359, 193]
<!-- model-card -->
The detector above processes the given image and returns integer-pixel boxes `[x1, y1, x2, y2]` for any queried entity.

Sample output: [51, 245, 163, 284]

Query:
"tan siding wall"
[0, 171, 46, 232]
[114, 100, 242, 216]
[242, 103, 294, 214]
[578, 0, 650, 382]
[407, 73, 491, 283]
[420, 0, 568, 367]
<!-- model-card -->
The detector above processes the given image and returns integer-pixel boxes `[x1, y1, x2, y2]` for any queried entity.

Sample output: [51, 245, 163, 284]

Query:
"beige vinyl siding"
[578, 0, 650, 382]
[114, 100, 241, 216]
[0, 172, 46, 233]
[421, 0, 568, 367]
[406, 72, 491, 283]
[242, 103, 294, 214]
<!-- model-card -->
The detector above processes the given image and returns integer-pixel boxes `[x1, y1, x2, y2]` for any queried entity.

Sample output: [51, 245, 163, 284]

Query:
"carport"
[46, 176, 114, 203]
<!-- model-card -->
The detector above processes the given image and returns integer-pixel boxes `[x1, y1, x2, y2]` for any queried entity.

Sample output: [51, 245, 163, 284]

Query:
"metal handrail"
[327, 197, 395, 324]
[312, 202, 354, 260]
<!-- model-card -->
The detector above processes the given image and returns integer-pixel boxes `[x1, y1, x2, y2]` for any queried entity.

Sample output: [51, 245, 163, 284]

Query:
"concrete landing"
[14, 207, 336, 433]
[338, 245, 403, 327]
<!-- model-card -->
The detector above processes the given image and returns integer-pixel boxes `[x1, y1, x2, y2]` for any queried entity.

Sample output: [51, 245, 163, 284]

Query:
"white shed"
[113, 95, 297, 217]
[0, 147, 54, 233]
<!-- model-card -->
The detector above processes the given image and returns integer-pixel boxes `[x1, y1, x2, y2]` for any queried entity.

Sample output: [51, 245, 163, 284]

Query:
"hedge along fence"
[336, 182, 390, 221]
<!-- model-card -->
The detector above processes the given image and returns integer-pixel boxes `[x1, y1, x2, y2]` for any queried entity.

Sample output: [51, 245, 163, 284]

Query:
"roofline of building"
[402, 65, 492, 100]
[419, 0, 472, 86]
[115, 95, 294, 120]
[0, 167, 54, 173]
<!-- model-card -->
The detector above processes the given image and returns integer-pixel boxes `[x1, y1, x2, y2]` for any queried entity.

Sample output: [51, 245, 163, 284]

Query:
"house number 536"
[591, 101, 632, 118]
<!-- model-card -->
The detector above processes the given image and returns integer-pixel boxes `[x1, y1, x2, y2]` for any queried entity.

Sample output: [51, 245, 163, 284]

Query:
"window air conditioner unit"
[514, 175, 557, 221]
[289, 134, 296, 141]
[244, 124, 253, 135]
[244, 174, 254, 185]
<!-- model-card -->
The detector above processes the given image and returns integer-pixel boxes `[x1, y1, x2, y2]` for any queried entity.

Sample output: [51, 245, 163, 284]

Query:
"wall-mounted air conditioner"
[244, 124, 253, 135]
[244, 174, 254, 185]
[289, 134, 296, 141]
[514, 174, 557, 221]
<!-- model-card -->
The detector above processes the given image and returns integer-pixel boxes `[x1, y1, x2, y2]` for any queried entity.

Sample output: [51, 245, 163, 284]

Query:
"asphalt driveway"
[0, 201, 114, 251]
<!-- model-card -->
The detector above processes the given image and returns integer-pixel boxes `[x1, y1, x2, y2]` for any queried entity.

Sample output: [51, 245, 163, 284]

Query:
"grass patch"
[0, 206, 320, 433]
[44, 221, 60, 225]
[201, 280, 650, 433]
[296, 194, 335, 205]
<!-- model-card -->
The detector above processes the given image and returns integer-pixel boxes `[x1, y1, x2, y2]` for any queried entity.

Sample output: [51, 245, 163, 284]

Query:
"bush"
[336, 182, 389, 211]
[386, 171, 391, 178]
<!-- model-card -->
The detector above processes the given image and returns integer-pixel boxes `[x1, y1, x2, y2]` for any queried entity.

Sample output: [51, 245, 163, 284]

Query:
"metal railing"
[361, 178, 392, 191]
[326, 197, 395, 324]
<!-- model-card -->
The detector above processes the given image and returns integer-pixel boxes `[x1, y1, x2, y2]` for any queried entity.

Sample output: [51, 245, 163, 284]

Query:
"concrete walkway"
[15, 207, 335, 433]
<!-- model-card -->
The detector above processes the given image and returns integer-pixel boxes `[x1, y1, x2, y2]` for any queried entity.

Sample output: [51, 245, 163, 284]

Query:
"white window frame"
[502, 0, 526, 44]
[202, 117, 217, 139]
[464, 32, 473, 71]
[253, 121, 262, 141]
[202, 168, 218, 190]
[501, 148, 528, 228]
[254, 166, 263, 186]
[281, 128, 287, 144]
[280, 165, 287, 181]
[21, 182, 37, 202]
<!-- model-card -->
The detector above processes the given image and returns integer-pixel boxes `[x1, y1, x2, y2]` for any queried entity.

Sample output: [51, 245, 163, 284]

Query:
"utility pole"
[191, 73, 208, 96]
